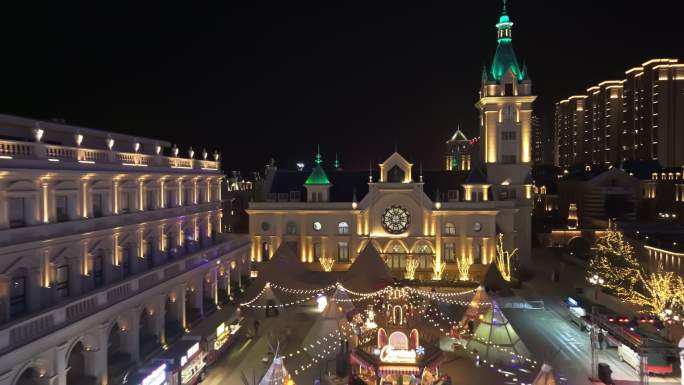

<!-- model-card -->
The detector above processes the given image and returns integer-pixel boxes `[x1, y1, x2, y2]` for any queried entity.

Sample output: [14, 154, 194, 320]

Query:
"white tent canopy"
[301, 296, 351, 355]
[331, 286, 355, 314]
[465, 300, 531, 365]
[532, 363, 557, 385]
[258, 355, 295, 385]
[459, 285, 492, 333]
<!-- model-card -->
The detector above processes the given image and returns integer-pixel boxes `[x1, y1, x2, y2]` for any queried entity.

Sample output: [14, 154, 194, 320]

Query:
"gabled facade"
[247, 151, 524, 281]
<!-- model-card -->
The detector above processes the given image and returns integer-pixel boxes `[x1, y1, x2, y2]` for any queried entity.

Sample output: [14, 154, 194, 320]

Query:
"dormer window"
[388, 165, 404, 183]
[505, 83, 513, 96]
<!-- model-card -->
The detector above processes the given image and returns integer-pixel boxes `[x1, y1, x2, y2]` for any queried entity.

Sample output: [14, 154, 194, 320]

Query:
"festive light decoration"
[431, 255, 446, 281]
[626, 267, 684, 315]
[318, 255, 335, 272]
[457, 254, 471, 281]
[589, 222, 684, 316]
[404, 255, 420, 280]
[495, 233, 517, 281]
[588, 221, 640, 292]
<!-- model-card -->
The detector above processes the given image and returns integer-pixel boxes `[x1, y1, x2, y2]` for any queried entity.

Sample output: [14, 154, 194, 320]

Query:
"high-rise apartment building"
[0, 115, 250, 385]
[555, 59, 684, 169]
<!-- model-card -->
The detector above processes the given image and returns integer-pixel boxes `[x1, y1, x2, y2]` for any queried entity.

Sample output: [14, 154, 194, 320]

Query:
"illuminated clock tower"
[476, 0, 535, 264]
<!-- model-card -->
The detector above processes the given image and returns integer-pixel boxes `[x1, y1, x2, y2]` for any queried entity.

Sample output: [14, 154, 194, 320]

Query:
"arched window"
[337, 221, 349, 235]
[414, 243, 432, 254]
[286, 221, 298, 235]
[389, 243, 404, 254]
[443, 222, 456, 235]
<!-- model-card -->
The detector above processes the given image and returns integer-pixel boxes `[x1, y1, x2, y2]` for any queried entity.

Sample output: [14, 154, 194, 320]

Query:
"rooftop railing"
[0, 139, 220, 171]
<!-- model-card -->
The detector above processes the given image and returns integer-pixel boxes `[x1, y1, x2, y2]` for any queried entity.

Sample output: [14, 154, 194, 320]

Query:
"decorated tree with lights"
[404, 255, 420, 280]
[318, 255, 335, 272]
[457, 254, 471, 281]
[432, 255, 446, 280]
[495, 233, 517, 281]
[623, 269, 684, 315]
[588, 222, 641, 292]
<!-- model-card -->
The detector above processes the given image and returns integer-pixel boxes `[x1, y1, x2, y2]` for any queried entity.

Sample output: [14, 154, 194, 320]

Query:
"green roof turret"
[491, 0, 523, 82]
[305, 145, 331, 185]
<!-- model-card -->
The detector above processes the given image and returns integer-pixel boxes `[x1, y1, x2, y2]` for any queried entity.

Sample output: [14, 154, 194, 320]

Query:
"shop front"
[153, 338, 207, 385]
[188, 306, 244, 366]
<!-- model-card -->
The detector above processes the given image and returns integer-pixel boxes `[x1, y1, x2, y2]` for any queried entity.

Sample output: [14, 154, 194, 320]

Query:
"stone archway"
[14, 368, 39, 385]
[164, 294, 182, 342]
[568, 237, 591, 260]
[66, 341, 92, 385]
[139, 309, 159, 359]
[107, 322, 132, 385]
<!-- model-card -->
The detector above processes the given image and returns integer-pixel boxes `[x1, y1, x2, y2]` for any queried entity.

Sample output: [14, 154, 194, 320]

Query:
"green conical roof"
[491, 1, 523, 82]
[305, 165, 330, 185]
[305, 144, 331, 185]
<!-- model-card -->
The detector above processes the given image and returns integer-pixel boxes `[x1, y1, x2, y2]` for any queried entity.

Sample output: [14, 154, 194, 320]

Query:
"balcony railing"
[0, 201, 223, 247]
[0, 234, 249, 355]
[0, 139, 220, 171]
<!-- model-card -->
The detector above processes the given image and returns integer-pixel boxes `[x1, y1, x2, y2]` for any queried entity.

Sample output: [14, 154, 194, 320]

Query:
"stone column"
[83, 323, 109, 385]
[211, 268, 218, 305]
[80, 180, 89, 219]
[170, 283, 187, 329]
[153, 295, 167, 346]
[40, 179, 50, 224]
[55, 342, 69, 385]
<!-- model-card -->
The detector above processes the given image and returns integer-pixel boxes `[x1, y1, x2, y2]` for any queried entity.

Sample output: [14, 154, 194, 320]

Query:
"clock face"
[382, 206, 410, 234]
[312, 221, 322, 231]
[473, 222, 482, 232]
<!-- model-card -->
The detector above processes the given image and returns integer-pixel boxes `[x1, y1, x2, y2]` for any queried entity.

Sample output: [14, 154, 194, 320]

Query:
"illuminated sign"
[186, 343, 200, 359]
[141, 364, 166, 385]
[567, 297, 578, 307]
[216, 322, 226, 337]
[379, 345, 417, 364]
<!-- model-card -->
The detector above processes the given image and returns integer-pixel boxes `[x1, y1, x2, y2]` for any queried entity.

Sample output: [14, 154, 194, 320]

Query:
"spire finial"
[334, 152, 340, 170]
[502, 0, 508, 14]
[419, 161, 424, 183]
[314, 144, 322, 165]
[368, 160, 373, 182]
[394, 142, 398, 153]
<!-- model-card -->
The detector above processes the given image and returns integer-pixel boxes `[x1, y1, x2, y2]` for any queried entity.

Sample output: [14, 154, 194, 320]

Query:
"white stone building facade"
[0, 115, 250, 385]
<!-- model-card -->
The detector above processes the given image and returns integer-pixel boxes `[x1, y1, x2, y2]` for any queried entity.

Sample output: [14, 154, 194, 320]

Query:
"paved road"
[507, 247, 680, 385]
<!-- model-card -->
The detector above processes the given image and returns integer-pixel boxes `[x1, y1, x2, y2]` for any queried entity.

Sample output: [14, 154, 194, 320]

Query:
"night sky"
[3, 1, 684, 173]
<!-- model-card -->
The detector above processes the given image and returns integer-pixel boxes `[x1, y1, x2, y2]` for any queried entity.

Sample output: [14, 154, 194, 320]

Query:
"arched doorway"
[107, 323, 132, 385]
[139, 310, 159, 358]
[164, 295, 182, 342]
[568, 237, 591, 260]
[15, 368, 39, 385]
[66, 342, 88, 385]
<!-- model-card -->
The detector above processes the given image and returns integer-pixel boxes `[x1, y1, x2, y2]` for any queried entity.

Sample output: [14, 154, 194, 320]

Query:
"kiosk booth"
[152, 337, 207, 385]
[188, 307, 243, 366]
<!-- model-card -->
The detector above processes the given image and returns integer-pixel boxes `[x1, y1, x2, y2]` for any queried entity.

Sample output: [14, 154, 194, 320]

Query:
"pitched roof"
[480, 263, 514, 297]
[491, 41, 523, 81]
[268, 169, 470, 203]
[304, 165, 331, 185]
[343, 243, 393, 292]
[465, 168, 488, 184]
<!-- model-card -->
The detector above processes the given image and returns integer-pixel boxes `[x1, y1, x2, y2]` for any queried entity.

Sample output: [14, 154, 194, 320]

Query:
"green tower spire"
[491, 0, 523, 81]
[305, 145, 330, 185]
[314, 144, 322, 165]
[334, 152, 340, 170]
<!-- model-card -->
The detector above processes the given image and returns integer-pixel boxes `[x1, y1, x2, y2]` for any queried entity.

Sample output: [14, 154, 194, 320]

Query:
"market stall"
[187, 306, 243, 366]
[152, 337, 206, 385]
